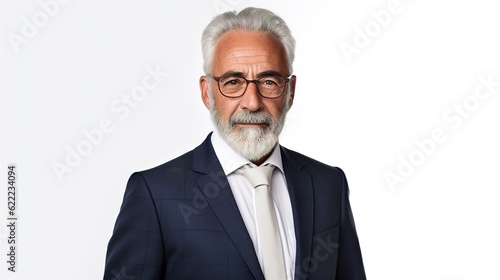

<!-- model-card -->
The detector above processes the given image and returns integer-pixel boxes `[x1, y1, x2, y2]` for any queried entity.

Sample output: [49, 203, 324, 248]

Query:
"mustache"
[229, 111, 273, 126]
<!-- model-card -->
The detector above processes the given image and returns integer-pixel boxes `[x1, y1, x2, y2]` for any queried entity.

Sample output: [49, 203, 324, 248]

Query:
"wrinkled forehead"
[212, 29, 288, 76]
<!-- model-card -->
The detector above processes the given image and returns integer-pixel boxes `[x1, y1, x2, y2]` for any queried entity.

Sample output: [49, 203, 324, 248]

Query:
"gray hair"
[201, 7, 296, 75]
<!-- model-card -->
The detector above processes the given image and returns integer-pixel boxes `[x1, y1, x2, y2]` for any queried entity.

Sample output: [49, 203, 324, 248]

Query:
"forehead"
[212, 29, 288, 76]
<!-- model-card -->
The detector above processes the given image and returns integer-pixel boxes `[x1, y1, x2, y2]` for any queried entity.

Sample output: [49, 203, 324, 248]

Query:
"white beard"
[208, 87, 289, 162]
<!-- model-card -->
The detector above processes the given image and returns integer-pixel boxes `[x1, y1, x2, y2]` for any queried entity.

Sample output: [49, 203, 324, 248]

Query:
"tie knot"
[240, 165, 275, 189]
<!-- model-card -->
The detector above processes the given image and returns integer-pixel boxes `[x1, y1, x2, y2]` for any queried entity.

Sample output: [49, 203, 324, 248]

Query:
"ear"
[200, 76, 211, 109]
[287, 75, 297, 109]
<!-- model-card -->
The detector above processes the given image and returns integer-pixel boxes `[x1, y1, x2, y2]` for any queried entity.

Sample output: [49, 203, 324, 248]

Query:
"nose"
[239, 81, 263, 112]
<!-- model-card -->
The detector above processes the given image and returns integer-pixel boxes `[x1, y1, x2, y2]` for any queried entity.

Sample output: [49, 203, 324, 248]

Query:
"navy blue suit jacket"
[104, 134, 366, 279]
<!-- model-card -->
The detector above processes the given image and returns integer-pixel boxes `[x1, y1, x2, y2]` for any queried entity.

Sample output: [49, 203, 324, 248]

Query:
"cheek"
[265, 100, 287, 117]
[214, 98, 239, 119]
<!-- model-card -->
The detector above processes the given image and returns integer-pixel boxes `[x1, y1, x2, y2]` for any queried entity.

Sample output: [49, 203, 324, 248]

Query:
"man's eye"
[222, 78, 243, 86]
[260, 78, 279, 86]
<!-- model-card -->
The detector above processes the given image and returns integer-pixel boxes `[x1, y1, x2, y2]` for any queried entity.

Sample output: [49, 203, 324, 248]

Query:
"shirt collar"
[211, 130, 284, 176]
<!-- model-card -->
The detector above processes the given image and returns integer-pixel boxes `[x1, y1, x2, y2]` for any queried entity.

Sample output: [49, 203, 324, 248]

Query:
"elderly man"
[104, 7, 366, 280]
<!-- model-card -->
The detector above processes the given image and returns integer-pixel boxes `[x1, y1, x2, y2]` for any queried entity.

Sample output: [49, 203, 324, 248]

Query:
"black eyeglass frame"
[206, 74, 292, 99]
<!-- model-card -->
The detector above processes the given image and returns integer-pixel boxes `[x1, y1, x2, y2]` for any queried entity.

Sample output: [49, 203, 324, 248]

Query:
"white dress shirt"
[211, 130, 296, 280]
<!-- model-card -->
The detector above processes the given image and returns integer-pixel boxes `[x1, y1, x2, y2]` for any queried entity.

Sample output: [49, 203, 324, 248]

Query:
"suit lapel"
[190, 136, 315, 279]
[192, 135, 264, 280]
[281, 147, 314, 278]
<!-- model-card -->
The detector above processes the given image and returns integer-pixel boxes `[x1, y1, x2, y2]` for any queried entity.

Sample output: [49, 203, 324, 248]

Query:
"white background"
[1, 0, 500, 279]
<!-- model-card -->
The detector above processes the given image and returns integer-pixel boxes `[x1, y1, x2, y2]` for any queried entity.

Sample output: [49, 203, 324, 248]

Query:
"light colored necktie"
[240, 164, 286, 280]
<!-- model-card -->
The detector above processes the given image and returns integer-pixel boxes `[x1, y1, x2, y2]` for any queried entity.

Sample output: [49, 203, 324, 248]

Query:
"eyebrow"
[256, 71, 283, 78]
[219, 71, 245, 79]
[219, 70, 284, 79]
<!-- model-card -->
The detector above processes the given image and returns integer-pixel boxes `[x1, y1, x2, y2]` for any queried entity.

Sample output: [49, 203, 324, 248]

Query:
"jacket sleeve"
[335, 167, 366, 280]
[103, 172, 165, 279]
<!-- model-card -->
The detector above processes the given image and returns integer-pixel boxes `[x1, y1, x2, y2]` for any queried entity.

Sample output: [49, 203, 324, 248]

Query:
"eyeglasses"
[207, 74, 291, 99]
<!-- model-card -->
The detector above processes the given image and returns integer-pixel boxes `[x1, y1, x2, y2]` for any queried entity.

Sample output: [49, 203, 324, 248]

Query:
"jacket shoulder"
[141, 150, 194, 176]
[127, 134, 216, 194]
[137, 133, 214, 178]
